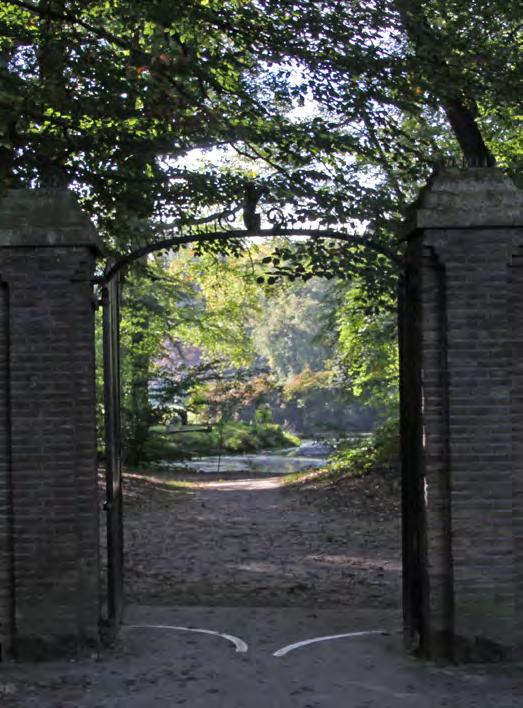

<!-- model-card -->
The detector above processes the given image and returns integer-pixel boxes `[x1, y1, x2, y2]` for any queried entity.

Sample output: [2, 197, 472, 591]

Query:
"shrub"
[327, 418, 399, 478]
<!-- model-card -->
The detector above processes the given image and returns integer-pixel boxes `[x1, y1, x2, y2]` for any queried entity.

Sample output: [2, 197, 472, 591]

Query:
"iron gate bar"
[102, 272, 124, 632]
[397, 273, 424, 650]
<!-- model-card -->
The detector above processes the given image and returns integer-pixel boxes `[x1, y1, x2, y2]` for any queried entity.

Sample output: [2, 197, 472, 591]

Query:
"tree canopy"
[1, 0, 520, 260]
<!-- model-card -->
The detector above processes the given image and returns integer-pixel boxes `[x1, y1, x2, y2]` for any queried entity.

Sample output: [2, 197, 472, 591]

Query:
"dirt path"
[1, 472, 515, 707]
[124, 470, 402, 610]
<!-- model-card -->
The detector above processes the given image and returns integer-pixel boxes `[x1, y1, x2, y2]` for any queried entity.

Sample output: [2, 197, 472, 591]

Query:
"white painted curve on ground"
[124, 624, 249, 653]
[273, 629, 389, 657]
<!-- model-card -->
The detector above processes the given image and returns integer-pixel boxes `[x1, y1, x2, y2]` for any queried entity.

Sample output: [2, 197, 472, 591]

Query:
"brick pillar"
[0, 190, 100, 659]
[401, 168, 523, 660]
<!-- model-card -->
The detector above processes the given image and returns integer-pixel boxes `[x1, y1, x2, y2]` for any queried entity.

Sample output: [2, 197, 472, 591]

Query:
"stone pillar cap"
[0, 189, 100, 251]
[403, 168, 523, 236]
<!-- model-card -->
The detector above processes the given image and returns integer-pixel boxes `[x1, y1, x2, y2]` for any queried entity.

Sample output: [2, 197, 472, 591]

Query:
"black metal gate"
[102, 272, 124, 632]
[98, 227, 406, 642]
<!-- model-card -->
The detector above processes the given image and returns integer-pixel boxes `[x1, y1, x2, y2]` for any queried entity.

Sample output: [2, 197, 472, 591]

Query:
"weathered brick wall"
[403, 169, 523, 659]
[0, 190, 100, 658]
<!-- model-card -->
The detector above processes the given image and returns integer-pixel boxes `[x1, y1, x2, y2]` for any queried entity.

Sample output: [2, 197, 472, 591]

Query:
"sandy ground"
[0, 470, 517, 706]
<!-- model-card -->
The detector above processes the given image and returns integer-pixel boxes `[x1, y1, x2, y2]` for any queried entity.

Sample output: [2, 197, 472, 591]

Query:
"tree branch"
[5, 0, 202, 107]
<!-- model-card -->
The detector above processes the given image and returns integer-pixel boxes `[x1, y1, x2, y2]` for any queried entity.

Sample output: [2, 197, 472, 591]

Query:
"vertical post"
[102, 273, 124, 632]
[0, 190, 100, 658]
[398, 273, 422, 649]
[402, 168, 523, 660]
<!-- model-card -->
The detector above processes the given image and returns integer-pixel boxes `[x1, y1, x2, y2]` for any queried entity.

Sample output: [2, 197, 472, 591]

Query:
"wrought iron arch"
[101, 228, 404, 284]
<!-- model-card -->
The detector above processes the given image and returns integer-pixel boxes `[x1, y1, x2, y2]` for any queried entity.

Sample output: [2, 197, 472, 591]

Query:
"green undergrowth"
[284, 419, 399, 487]
[327, 418, 399, 477]
[143, 421, 300, 463]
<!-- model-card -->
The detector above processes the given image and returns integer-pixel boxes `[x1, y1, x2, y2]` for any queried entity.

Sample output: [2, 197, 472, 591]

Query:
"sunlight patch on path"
[194, 476, 285, 491]
[124, 471, 287, 492]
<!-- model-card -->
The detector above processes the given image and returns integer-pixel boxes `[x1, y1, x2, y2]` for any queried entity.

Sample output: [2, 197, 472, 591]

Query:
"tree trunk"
[394, 0, 495, 167]
[442, 98, 495, 167]
[37, 0, 70, 187]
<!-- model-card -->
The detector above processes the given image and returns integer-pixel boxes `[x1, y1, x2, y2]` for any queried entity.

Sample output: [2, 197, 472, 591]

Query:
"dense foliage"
[1, 1, 520, 257]
[102, 242, 386, 464]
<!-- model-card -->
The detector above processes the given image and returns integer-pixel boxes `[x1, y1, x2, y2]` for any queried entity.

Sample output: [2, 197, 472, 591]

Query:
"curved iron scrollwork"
[212, 203, 295, 233]
[266, 206, 288, 230]
[218, 208, 238, 231]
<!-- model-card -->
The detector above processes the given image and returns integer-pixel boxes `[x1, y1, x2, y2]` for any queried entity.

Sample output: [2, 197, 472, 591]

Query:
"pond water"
[158, 440, 334, 475]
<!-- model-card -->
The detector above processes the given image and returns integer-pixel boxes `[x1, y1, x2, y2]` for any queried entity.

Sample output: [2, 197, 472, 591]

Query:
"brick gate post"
[401, 168, 523, 660]
[0, 190, 101, 659]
